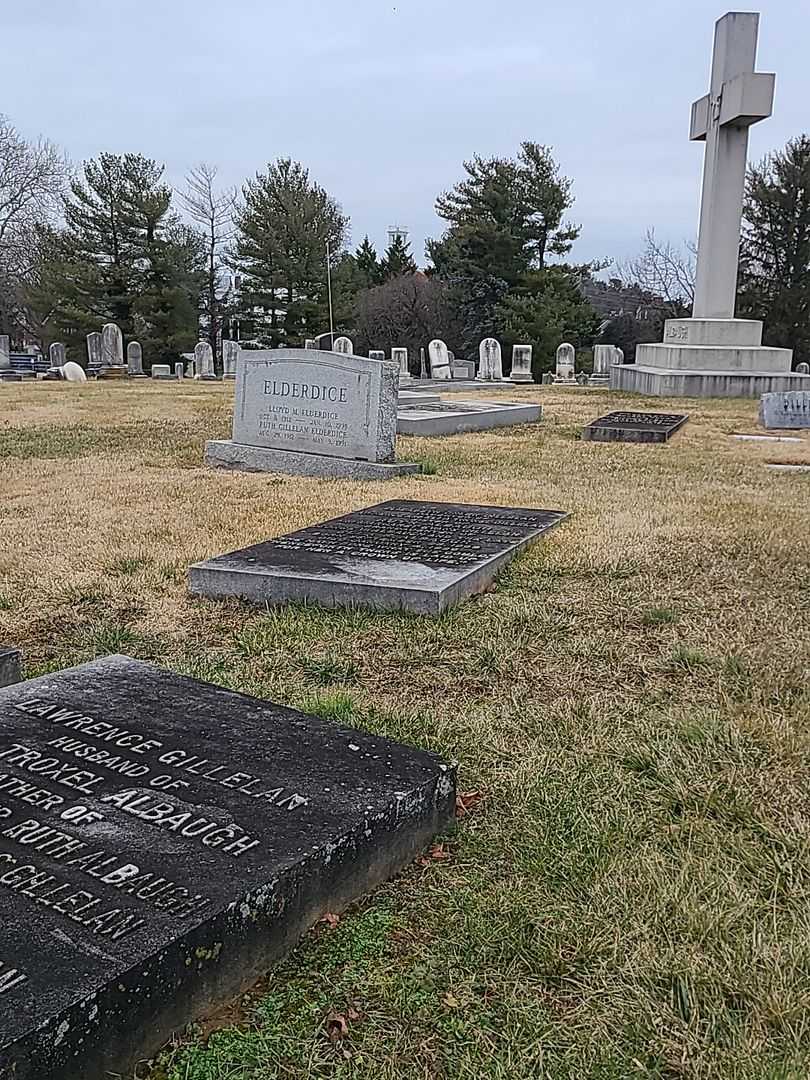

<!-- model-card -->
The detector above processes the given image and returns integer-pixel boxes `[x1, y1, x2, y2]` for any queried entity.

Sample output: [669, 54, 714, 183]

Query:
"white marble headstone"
[592, 345, 615, 376]
[222, 340, 239, 379]
[392, 348, 410, 381]
[554, 343, 576, 383]
[194, 341, 216, 379]
[0, 335, 10, 371]
[101, 323, 124, 367]
[428, 339, 452, 380]
[61, 361, 87, 383]
[477, 338, 503, 381]
[509, 345, 533, 383]
[126, 341, 144, 375]
[333, 336, 354, 355]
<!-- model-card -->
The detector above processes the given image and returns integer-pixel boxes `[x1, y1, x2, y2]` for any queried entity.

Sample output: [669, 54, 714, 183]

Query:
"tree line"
[2, 113, 810, 373]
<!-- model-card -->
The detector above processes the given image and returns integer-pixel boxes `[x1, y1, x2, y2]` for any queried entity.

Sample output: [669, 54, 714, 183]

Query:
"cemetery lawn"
[2, 380, 810, 1080]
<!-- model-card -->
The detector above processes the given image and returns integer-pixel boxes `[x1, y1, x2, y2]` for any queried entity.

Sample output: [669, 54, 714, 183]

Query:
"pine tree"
[380, 234, 416, 280]
[738, 135, 810, 365]
[233, 159, 348, 344]
[355, 236, 382, 287]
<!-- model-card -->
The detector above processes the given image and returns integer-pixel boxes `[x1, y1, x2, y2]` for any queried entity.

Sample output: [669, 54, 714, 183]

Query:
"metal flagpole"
[326, 242, 335, 344]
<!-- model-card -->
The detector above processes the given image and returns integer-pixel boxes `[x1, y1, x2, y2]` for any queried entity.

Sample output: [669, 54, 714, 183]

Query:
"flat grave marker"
[0, 655, 455, 1079]
[397, 399, 541, 436]
[582, 410, 689, 444]
[189, 499, 567, 614]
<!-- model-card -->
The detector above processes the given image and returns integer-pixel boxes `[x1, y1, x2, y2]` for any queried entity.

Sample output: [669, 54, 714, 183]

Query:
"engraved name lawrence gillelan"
[264, 380, 349, 403]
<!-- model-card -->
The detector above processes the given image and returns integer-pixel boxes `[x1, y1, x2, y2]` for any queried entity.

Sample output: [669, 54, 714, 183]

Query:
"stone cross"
[86, 332, 102, 369]
[477, 338, 503, 381]
[428, 339, 452, 380]
[126, 341, 143, 375]
[194, 340, 216, 378]
[222, 340, 239, 379]
[49, 342, 66, 368]
[333, 336, 353, 355]
[690, 12, 775, 319]
[101, 323, 124, 367]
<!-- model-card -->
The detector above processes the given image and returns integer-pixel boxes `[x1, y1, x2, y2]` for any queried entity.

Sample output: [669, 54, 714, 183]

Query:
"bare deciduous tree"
[617, 228, 696, 315]
[180, 163, 236, 370]
[0, 115, 69, 341]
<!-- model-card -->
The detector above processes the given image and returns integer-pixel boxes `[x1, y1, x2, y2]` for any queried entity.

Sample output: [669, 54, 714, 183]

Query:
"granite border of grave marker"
[0, 654, 456, 1080]
[397, 399, 541, 436]
[0, 646, 21, 687]
[189, 500, 568, 614]
[582, 410, 689, 444]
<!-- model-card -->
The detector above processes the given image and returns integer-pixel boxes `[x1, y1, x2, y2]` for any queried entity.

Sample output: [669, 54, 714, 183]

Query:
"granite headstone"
[582, 410, 689, 443]
[759, 391, 810, 429]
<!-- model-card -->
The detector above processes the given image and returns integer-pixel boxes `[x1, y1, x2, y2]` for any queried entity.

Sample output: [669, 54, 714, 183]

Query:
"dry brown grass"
[1, 379, 810, 1079]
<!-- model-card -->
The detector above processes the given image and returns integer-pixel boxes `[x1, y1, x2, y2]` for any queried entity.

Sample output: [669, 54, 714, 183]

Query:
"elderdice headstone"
[194, 341, 216, 380]
[553, 342, 576, 384]
[333, 336, 353, 355]
[191, 500, 568, 614]
[477, 338, 504, 381]
[428, 340, 452, 380]
[0, 655, 455, 1080]
[204, 348, 419, 479]
[509, 345, 533, 383]
[222, 340, 239, 380]
[126, 342, 144, 377]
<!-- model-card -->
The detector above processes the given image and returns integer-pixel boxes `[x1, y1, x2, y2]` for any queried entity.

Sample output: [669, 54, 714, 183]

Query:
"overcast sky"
[5, 1, 806, 271]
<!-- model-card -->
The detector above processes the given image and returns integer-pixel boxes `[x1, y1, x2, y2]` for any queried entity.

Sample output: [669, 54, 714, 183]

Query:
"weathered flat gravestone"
[0, 648, 21, 688]
[189, 500, 567, 614]
[582, 410, 689, 444]
[0, 655, 455, 1080]
[205, 349, 420, 480]
[397, 399, 541, 436]
[759, 391, 810, 429]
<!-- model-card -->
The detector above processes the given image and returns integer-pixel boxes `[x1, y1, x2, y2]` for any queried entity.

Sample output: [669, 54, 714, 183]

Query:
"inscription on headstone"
[759, 391, 810, 429]
[190, 499, 568, 614]
[0, 656, 455, 1079]
[582, 410, 689, 444]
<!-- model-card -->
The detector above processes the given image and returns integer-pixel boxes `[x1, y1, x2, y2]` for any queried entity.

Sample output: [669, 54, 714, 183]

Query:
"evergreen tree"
[233, 159, 348, 344]
[738, 135, 810, 365]
[354, 236, 382, 288]
[427, 143, 581, 352]
[28, 153, 202, 364]
[380, 233, 417, 280]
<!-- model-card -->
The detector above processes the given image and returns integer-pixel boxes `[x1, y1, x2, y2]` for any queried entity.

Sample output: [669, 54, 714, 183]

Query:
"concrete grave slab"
[396, 399, 541, 436]
[189, 500, 567, 614]
[582, 411, 689, 444]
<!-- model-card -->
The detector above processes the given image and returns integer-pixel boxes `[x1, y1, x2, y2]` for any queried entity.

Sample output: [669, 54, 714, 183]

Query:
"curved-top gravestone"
[428, 340, 452, 380]
[554, 342, 576, 384]
[477, 339, 503, 381]
[0, 655, 455, 1080]
[333, 336, 353, 355]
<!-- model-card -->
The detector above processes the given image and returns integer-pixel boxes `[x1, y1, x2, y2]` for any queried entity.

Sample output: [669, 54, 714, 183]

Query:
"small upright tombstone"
[428, 339, 452, 380]
[369, 350, 386, 362]
[175, 362, 185, 380]
[304, 339, 317, 350]
[797, 362, 810, 375]
[99, 322, 126, 379]
[541, 372, 553, 385]
[419, 347, 428, 379]
[49, 342, 66, 369]
[0, 335, 10, 370]
[204, 348, 420, 479]
[0, 646, 21, 687]
[152, 364, 173, 380]
[333, 336, 353, 355]
[392, 347, 411, 383]
[126, 341, 146, 377]
[759, 391, 810, 430]
[576, 372, 589, 386]
[509, 345, 533, 383]
[194, 341, 217, 380]
[222, 340, 239, 380]
[477, 338, 504, 381]
[553, 342, 577, 384]
[589, 345, 615, 386]
[86, 331, 103, 374]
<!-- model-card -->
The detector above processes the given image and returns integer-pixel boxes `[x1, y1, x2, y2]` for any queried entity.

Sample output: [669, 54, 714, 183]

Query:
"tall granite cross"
[689, 12, 775, 320]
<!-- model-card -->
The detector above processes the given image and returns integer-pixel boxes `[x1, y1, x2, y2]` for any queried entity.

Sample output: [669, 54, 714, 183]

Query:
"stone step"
[636, 342, 794, 373]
